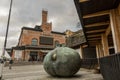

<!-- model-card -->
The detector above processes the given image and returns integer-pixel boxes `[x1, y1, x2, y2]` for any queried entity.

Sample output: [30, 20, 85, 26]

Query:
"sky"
[0, 0, 82, 50]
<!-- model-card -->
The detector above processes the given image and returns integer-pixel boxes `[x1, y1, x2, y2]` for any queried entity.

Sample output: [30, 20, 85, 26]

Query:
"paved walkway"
[2, 65, 103, 80]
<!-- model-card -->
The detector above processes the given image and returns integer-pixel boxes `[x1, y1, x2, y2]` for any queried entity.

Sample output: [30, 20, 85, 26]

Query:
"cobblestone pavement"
[2, 65, 103, 80]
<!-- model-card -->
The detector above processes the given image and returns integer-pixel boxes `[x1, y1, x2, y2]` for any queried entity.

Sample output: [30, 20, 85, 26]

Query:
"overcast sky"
[0, 0, 82, 49]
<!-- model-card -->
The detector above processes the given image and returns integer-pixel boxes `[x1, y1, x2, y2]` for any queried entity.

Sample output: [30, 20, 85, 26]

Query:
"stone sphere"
[43, 47, 81, 77]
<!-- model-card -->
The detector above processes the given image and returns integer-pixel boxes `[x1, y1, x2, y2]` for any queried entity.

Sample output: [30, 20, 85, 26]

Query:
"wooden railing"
[81, 58, 98, 69]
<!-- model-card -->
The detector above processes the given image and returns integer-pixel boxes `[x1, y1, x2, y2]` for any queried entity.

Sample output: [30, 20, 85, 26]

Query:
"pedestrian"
[9, 59, 13, 69]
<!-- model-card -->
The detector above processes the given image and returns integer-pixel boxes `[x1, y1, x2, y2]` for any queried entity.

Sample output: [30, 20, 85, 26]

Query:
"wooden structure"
[66, 30, 86, 48]
[74, 0, 120, 80]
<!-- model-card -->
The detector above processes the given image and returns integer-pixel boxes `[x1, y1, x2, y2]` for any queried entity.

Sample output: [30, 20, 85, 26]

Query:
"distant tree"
[76, 22, 82, 29]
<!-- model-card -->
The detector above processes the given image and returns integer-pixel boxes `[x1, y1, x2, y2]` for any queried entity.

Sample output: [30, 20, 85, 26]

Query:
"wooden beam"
[86, 29, 106, 34]
[79, 0, 89, 3]
[82, 44, 88, 48]
[89, 43, 99, 46]
[85, 22, 109, 28]
[88, 41, 100, 45]
[88, 38, 101, 41]
[105, 25, 111, 36]
[87, 34, 101, 38]
[88, 40, 100, 43]
[101, 33, 109, 56]
[83, 10, 110, 19]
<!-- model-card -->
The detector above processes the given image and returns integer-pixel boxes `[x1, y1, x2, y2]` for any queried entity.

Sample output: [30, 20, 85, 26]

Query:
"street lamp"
[0, 0, 13, 79]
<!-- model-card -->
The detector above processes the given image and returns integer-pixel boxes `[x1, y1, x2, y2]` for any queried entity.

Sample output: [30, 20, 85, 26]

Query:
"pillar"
[96, 45, 100, 59]
[96, 44, 105, 58]
[25, 50, 30, 61]
[110, 9, 120, 53]
[98, 44, 104, 57]
[80, 45, 84, 59]
[101, 33, 109, 56]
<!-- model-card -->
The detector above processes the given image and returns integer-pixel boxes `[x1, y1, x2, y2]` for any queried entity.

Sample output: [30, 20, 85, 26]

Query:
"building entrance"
[29, 51, 38, 61]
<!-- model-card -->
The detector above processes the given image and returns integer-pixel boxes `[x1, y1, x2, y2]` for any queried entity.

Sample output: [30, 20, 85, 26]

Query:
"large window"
[31, 38, 38, 46]
[40, 36, 53, 45]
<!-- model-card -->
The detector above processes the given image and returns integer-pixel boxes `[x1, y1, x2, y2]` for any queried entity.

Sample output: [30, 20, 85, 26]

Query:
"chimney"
[42, 10, 48, 24]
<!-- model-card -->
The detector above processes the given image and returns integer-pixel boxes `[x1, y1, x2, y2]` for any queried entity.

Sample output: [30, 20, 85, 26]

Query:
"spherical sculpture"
[43, 47, 81, 77]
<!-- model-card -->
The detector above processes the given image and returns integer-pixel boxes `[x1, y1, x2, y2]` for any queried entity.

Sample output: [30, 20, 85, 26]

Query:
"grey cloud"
[0, 0, 82, 48]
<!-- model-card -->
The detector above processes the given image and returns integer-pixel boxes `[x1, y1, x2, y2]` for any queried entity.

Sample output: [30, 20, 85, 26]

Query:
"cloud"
[0, 0, 82, 48]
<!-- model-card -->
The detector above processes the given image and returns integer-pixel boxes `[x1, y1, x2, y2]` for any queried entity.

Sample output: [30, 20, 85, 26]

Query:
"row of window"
[31, 38, 65, 47]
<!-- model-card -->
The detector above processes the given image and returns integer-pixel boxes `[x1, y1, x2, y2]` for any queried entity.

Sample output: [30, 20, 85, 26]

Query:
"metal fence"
[100, 53, 120, 80]
[81, 58, 98, 69]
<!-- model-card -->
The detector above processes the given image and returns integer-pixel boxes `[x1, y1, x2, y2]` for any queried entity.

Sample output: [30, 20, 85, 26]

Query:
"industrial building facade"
[11, 10, 66, 61]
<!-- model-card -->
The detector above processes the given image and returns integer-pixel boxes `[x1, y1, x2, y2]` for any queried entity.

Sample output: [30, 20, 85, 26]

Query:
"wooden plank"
[87, 38, 101, 41]
[88, 40, 100, 42]
[83, 10, 110, 19]
[86, 29, 106, 34]
[118, 4, 120, 15]
[105, 25, 111, 36]
[87, 37, 101, 41]
[85, 22, 109, 28]
[88, 41, 100, 45]
[101, 34, 109, 56]
[79, 0, 89, 3]
[87, 34, 101, 38]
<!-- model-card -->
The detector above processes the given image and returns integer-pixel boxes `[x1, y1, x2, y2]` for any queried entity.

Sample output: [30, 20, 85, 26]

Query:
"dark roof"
[79, 0, 120, 15]
[34, 25, 42, 30]
[51, 31, 65, 35]
[12, 46, 54, 50]
[74, 0, 120, 47]
[22, 26, 43, 32]
[12, 46, 25, 50]
[83, 15, 109, 25]
[6, 48, 12, 51]
[25, 46, 54, 50]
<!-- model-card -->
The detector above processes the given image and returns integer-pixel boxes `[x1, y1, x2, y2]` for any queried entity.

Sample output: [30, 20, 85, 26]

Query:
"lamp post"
[0, 0, 13, 79]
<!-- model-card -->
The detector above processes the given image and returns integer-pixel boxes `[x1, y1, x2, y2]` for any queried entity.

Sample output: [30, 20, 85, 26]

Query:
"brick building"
[11, 10, 66, 61]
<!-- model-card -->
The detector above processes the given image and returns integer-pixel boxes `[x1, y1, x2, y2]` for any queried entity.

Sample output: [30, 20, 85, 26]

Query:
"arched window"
[31, 38, 38, 46]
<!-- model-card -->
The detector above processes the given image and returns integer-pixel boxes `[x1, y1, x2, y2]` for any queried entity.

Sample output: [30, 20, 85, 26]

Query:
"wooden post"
[101, 34, 109, 56]
[96, 44, 101, 68]
[118, 4, 120, 15]
[110, 9, 120, 53]
[96, 44, 104, 58]
[98, 44, 104, 57]
[80, 45, 84, 59]
[96, 45, 100, 59]
[25, 50, 30, 61]
[22, 50, 25, 61]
